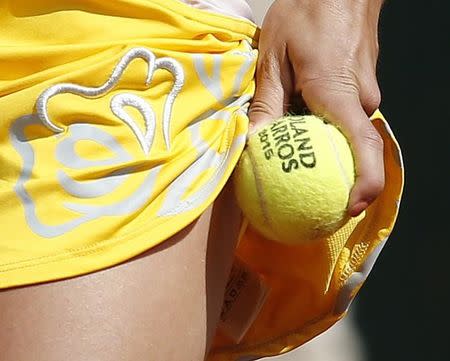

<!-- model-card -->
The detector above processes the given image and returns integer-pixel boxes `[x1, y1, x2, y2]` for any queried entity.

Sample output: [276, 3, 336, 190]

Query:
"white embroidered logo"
[10, 43, 256, 238]
[36, 47, 184, 152]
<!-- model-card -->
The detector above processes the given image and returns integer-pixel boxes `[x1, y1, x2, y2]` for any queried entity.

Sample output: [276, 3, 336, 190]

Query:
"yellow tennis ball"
[233, 114, 355, 245]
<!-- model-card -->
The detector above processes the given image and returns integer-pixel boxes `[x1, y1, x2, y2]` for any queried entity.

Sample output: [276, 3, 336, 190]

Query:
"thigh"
[0, 183, 242, 361]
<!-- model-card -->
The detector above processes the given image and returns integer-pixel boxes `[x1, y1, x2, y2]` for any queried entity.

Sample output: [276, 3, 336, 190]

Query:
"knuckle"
[364, 175, 385, 201]
[249, 97, 278, 118]
[362, 125, 384, 152]
[249, 99, 269, 115]
[361, 86, 381, 115]
[301, 67, 360, 96]
[371, 169, 385, 190]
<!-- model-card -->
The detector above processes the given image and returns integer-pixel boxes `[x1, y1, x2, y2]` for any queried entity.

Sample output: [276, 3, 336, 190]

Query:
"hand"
[249, 0, 385, 217]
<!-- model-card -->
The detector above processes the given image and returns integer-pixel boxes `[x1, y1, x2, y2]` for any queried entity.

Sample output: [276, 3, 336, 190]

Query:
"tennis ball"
[233, 115, 355, 245]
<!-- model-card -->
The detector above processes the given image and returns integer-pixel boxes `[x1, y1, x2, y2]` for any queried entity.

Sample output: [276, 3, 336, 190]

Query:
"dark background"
[355, 1, 449, 360]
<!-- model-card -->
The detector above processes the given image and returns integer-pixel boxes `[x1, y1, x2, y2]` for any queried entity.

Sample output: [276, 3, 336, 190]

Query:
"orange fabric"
[209, 111, 404, 360]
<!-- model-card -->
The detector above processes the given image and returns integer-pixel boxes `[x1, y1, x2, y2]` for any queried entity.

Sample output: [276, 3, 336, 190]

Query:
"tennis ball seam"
[246, 144, 275, 236]
[234, 115, 356, 245]
[323, 123, 353, 193]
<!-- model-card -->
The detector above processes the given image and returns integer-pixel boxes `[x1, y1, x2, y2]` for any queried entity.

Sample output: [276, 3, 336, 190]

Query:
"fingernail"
[247, 123, 262, 140]
[349, 201, 369, 217]
[248, 122, 257, 135]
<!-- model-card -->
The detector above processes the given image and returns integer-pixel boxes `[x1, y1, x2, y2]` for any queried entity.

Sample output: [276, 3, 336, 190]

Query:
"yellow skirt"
[0, 1, 404, 359]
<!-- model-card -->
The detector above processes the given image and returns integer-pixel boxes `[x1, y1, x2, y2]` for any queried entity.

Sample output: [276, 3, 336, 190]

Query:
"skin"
[0, 183, 243, 361]
[0, 1, 386, 360]
[250, 0, 386, 217]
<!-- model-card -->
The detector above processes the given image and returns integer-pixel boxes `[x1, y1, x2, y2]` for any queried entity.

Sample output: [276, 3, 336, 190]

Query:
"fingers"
[301, 82, 385, 216]
[250, 0, 385, 216]
[248, 45, 293, 135]
[347, 118, 385, 216]
[359, 55, 381, 117]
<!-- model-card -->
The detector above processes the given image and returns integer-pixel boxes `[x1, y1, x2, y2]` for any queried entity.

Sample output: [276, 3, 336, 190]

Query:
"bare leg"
[0, 183, 242, 361]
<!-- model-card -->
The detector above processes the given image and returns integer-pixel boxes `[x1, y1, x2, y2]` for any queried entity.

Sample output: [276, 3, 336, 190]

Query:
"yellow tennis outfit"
[0, 0, 257, 285]
[0, 1, 404, 360]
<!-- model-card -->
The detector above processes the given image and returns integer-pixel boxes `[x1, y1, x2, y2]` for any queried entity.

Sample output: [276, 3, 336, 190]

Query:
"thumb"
[248, 49, 292, 136]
